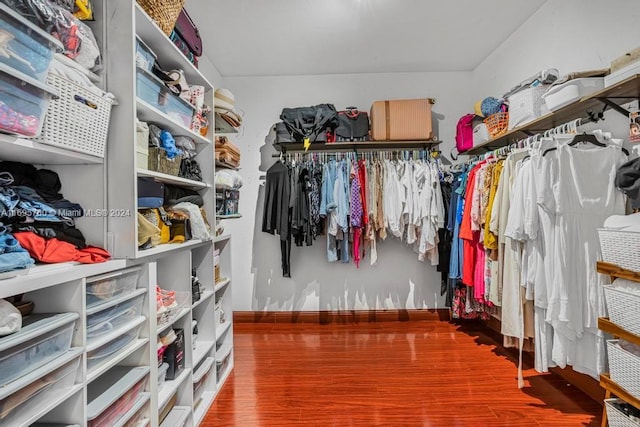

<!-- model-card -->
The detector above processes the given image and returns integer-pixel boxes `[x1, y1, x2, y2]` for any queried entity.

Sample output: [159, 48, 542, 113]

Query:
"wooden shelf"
[601, 374, 640, 411]
[597, 261, 640, 283]
[466, 74, 640, 155]
[274, 139, 441, 152]
[599, 318, 640, 346]
[136, 99, 210, 145]
[137, 169, 210, 190]
[135, 4, 213, 89]
[214, 114, 239, 134]
[0, 134, 104, 165]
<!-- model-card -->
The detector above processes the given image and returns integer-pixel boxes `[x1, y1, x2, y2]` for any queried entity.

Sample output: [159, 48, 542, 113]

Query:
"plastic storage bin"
[542, 78, 604, 111]
[86, 267, 142, 309]
[0, 4, 63, 82]
[0, 353, 80, 426]
[158, 362, 169, 386]
[159, 407, 190, 427]
[86, 290, 146, 342]
[0, 312, 78, 387]
[135, 37, 156, 73]
[135, 67, 195, 128]
[87, 366, 149, 427]
[86, 321, 144, 371]
[507, 85, 550, 130]
[216, 353, 230, 380]
[0, 63, 58, 137]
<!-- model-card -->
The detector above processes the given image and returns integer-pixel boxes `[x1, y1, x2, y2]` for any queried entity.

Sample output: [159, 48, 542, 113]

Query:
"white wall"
[472, 0, 640, 141]
[221, 72, 472, 311]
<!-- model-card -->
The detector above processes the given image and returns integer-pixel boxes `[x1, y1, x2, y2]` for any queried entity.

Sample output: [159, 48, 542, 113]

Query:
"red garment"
[353, 228, 361, 268]
[459, 164, 482, 286]
[14, 232, 111, 264]
[358, 160, 368, 226]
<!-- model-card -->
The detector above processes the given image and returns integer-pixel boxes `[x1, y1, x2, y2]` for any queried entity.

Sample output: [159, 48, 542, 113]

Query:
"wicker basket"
[507, 85, 550, 130]
[598, 228, 640, 272]
[148, 147, 182, 176]
[33, 72, 114, 158]
[603, 284, 640, 336]
[484, 112, 509, 138]
[607, 340, 640, 400]
[137, 0, 185, 36]
[605, 399, 640, 427]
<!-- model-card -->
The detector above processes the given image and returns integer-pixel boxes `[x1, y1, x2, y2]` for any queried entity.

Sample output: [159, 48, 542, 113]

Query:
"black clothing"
[262, 161, 292, 277]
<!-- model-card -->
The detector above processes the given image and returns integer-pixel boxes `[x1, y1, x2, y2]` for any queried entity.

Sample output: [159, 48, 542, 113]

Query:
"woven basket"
[598, 228, 640, 272]
[137, 0, 185, 36]
[605, 399, 640, 427]
[507, 85, 550, 130]
[607, 340, 640, 400]
[33, 72, 114, 158]
[484, 112, 509, 138]
[148, 147, 182, 176]
[603, 284, 640, 336]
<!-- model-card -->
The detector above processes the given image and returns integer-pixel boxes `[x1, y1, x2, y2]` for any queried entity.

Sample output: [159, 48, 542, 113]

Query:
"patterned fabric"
[350, 165, 363, 228]
[308, 164, 322, 237]
[480, 163, 494, 225]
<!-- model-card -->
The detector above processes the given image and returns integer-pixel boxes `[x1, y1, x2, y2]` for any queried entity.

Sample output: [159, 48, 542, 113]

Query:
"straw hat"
[214, 88, 235, 112]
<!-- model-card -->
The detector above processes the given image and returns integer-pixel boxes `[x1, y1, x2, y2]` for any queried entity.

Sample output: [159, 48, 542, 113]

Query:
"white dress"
[549, 143, 626, 378]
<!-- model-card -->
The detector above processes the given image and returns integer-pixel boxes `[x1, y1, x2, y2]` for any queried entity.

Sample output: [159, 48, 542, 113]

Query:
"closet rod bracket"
[595, 97, 638, 118]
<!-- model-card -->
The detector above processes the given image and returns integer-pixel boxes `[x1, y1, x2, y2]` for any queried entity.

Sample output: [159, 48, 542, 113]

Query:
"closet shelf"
[87, 338, 149, 384]
[0, 134, 104, 165]
[274, 139, 441, 152]
[214, 233, 231, 243]
[217, 214, 242, 219]
[137, 169, 211, 190]
[214, 114, 239, 134]
[192, 291, 214, 310]
[135, 239, 210, 259]
[597, 261, 640, 283]
[134, 4, 213, 90]
[157, 306, 191, 335]
[598, 318, 640, 347]
[600, 373, 640, 411]
[466, 74, 640, 155]
[214, 278, 231, 293]
[194, 390, 216, 426]
[158, 368, 191, 409]
[194, 341, 215, 369]
[136, 99, 210, 145]
[215, 321, 231, 342]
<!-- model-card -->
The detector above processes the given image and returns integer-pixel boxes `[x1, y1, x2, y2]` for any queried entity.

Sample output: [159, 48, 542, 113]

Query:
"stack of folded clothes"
[215, 136, 241, 169]
[214, 88, 243, 129]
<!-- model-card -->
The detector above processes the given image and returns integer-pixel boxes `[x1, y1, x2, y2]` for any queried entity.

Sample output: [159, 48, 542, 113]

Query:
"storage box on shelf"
[136, 67, 195, 129]
[608, 340, 640, 400]
[604, 398, 640, 427]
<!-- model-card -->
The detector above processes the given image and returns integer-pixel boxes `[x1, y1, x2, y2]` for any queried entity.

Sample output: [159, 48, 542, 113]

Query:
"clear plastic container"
[0, 313, 78, 387]
[156, 291, 190, 329]
[0, 63, 58, 137]
[0, 4, 63, 82]
[86, 290, 146, 342]
[135, 67, 195, 128]
[86, 267, 142, 309]
[87, 366, 149, 427]
[193, 357, 213, 398]
[216, 353, 230, 380]
[86, 322, 144, 371]
[0, 353, 80, 426]
[135, 37, 156, 73]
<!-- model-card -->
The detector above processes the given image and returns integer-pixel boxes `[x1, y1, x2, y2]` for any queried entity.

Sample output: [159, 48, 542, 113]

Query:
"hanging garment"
[262, 161, 292, 277]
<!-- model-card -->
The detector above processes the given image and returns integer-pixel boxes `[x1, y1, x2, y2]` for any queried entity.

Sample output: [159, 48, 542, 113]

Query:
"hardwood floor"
[203, 320, 602, 426]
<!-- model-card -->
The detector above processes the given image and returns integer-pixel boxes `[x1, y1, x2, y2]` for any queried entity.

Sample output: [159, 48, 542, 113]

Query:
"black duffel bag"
[274, 122, 296, 144]
[336, 107, 370, 142]
[280, 104, 339, 143]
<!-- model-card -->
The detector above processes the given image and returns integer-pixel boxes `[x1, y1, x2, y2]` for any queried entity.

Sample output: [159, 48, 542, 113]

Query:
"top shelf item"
[466, 74, 640, 155]
[135, 4, 212, 90]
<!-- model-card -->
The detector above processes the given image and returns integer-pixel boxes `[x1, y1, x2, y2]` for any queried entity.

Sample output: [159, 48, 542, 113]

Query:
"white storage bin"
[507, 85, 550, 130]
[0, 63, 58, 138]
[605, 398, 640, 427]
[607, 340, 640, 400]
[86, 289, 146, 342]
[605, 61, 640, 87]
[0, 352, 81, 426]
[0, 312, 78, 387]
[158, 362, 169, 386]
[0, 4, 63, 82]
[87, 366, 149, 427]
[603, 282, 640, 337]
[136, 119, 149, 169]
[542, 78, 604, 111]
[193, 357, 214, 398]
[472, 123, 490, 146]
[118, 394, 150, 427]
[86, 322, 144, 371]
[216, 353, 231, 379]
[86, 267, 142, 309]
[598, 228, 640, 273]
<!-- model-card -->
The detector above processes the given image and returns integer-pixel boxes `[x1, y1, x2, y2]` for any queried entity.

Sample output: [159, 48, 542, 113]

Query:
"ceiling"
[187, 0, 547, 77]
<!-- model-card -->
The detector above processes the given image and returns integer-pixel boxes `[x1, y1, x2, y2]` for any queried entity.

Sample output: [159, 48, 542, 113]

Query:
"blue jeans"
[0, 234, 21, 254]
[0, 251, 34, 273]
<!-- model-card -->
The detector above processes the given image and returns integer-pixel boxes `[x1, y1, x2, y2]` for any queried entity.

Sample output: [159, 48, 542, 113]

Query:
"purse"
[280, 104, 339, 144]
[179, 158, 203, 182]
[336, 108, 369, 142]
[174, 8, 202, 56]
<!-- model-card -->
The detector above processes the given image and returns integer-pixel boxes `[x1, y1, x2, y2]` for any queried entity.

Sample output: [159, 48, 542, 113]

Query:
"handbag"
[179, 158, 203, 182]
[336, 108, 369, 141]
[280, 104, 339, 144]
[170, 30, 199, 68]
[173, 8, 202, 56]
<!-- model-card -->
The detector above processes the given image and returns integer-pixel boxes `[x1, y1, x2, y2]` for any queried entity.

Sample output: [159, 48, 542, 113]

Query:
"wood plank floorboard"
[203, 320, 601, 426]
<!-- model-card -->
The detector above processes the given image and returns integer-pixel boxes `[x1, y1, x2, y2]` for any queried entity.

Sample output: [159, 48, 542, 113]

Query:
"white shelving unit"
[0, 1, 234, 425]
